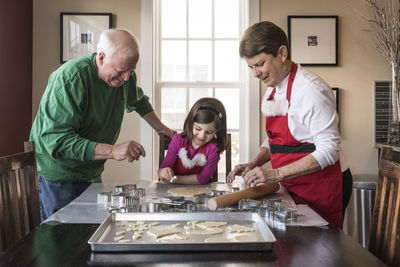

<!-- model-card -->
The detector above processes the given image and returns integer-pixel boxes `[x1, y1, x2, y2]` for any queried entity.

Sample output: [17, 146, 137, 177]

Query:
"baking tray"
[88, 212, 276, 251]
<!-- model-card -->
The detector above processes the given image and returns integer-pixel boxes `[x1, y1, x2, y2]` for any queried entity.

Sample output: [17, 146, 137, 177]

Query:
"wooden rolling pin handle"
[208, 183, 280, 210]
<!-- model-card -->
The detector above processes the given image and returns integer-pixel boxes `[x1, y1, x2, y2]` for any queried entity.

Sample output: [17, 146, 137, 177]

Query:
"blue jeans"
[38, 175, 91, 222]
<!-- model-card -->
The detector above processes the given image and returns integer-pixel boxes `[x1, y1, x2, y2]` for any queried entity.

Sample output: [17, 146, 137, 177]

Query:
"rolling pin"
[207, 183, 280, 210]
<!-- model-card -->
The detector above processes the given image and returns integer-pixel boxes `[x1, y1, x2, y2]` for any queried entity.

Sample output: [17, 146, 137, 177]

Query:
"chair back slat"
[226, 133, 232, 175]
[369, 147, 400, 266]
[0, 152, 35, 172]
[18, 168, 31, 234]
[0, 142, 40, 252]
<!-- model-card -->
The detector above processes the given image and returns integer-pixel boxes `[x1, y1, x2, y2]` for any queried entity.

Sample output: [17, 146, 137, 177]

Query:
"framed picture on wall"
[287, 15, 338, 66]
[60, 12, 113, 64]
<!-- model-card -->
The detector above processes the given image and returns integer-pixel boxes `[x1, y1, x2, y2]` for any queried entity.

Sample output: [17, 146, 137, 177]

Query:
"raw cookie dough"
[186, 228, 224, 235]
[197, 221, 227, 229]
[227, 224, 255, 233]
[156, 233, 188, 243]
[168, 187, 212, 197]
[148, 227, 183, 239]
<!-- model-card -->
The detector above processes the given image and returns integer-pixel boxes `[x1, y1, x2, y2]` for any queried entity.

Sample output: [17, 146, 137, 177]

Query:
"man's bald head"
[97, 29, 140, 64]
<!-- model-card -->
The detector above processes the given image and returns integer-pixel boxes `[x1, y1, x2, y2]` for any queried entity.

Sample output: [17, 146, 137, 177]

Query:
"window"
[140, 0, 259, 181]
[155, 0, 248, 180]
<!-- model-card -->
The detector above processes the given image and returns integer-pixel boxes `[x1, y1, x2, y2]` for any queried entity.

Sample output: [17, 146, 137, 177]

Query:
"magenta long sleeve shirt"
[160, 133, 220, 184]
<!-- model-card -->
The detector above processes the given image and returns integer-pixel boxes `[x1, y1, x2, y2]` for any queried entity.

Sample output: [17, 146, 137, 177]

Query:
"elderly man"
[30, 29, 174, 221]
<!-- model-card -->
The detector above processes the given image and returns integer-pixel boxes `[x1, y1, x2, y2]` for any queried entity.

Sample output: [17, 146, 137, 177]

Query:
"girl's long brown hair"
[182, 97, 228, 154]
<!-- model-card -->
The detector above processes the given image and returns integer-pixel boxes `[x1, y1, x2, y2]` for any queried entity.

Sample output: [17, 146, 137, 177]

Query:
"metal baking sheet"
[88, 212, 276, 251]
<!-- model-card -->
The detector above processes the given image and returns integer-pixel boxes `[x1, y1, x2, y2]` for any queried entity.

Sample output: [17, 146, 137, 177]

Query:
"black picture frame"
[288, 15, 338, 66]
[60, 12, 112, 64]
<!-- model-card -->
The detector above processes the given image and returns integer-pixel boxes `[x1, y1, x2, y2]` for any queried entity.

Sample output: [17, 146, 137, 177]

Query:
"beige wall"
[33, 0, 142, 183]
[259, 0, 391, 176]
[33, 0, 390, 183]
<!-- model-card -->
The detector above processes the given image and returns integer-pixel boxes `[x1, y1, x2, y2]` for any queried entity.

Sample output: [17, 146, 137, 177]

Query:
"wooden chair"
[159, 133, 231, 182]
[369, 146, 400, 266]
[0, 142, 40, 252]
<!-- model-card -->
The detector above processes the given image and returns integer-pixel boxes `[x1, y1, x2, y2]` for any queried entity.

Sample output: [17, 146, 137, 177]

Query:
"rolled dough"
[167, 187, 212, 197]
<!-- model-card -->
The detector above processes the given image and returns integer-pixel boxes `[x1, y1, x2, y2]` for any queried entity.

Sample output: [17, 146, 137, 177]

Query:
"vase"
[387, 62, 400, 146]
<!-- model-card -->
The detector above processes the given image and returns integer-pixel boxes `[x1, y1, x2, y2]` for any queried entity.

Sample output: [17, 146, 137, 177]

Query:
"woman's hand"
[158, 167, 174, 182]
[226, 163, 248, 183]
[226, 162, 257, 183]
[243, 167, 281, 187]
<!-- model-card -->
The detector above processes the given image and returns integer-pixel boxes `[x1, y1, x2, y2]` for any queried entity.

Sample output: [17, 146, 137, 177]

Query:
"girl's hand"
[226, 162, 257, 183]
[158, 167, 174, 182]
[243, 167, 281, 187]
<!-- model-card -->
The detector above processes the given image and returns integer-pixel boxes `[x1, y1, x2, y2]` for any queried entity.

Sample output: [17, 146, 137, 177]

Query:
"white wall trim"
[140, 0, 154, 180]
[244, 0, 260, 161]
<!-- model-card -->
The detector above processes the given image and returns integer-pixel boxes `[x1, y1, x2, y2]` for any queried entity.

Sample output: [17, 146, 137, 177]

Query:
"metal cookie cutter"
[257, 205, 270, 217]
[212, 190, 229, 197]
[124, 196, 140, 207]
[120, 205, 142, 213]
[108, 207, 120, 213]
[168, 195, 185, 202]
[124, 184, 137, 191]
[180, 200, 195, 212]
[136, 188, 146, 198]
[97, 191, 112, 205]
[218, 206, 240, 212]
[169, 175, 178, 183]
[262, 199, 285, 220]
[231, 187, 240, 192]
[194, 193, 211, 205]
[111, 193, 126, 208]
[146, 202, 161, 212]
[146, 197, 168, 212]
[115, 184, 137, 194]
[262, 199, 303, 222]
[238, 198, 260, 212]
[275, 208, 304, 223]
[114, 185, 124, 194]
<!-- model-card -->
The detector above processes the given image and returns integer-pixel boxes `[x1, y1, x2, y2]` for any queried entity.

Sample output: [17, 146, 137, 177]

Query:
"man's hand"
[111, 140, 146, 162]
[143, 111, 176, 139]
[95, 141, 145, 161]
[159, 127, 176, 139]
[243, 167, 281, 187]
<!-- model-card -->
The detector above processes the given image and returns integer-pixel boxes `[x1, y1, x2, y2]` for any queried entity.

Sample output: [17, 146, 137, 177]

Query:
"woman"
[227, 21, 352, 228]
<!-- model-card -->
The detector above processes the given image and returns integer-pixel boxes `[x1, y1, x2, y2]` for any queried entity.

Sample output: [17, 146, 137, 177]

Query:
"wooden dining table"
[0, 181, 387, 266]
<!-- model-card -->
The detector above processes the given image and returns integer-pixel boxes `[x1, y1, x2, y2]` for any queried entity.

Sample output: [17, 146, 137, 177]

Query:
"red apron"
[174, 141, 206, 175]
[266, 63, 343, 228]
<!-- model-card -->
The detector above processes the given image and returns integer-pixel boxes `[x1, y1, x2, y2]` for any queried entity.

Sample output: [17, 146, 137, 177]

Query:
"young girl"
[158, 97, 228, 185]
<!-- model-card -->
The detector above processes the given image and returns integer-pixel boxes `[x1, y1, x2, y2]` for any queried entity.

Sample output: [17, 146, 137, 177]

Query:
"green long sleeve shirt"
[30, 53, 153, 182]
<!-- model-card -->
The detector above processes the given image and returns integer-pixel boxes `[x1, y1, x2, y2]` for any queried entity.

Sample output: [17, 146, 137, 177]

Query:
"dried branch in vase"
[365, 0, 400, 62]
[365, 0, 400, 144]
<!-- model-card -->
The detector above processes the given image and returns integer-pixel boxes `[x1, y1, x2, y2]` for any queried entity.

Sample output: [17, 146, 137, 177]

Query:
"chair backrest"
[369, 147, 400, 266]
[159, 133, 232, 182]
[0, 142, 40, 252]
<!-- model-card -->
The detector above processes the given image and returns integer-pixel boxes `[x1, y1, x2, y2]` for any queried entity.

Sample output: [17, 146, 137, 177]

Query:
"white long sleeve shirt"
[261, 64, 348, 170]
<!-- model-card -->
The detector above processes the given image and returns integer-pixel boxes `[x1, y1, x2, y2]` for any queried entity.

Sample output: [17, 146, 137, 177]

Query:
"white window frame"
[140, 0, 259, 180]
